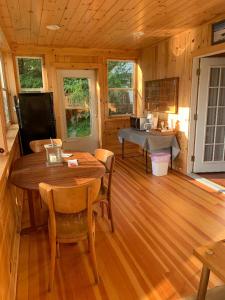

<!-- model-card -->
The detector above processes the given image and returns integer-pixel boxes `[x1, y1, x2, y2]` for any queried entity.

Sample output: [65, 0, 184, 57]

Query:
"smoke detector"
[46, 24, 63, 31]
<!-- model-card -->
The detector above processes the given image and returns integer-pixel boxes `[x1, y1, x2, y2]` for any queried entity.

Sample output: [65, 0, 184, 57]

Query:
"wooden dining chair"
[29, 139, 62, 153]
[39, 178, 101, 291]
[94, 148, 115, 232]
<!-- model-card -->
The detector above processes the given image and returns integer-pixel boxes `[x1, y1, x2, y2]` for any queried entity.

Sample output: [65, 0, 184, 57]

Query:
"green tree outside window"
[108, 61, 135, 116]
[17, 57, 43, 89]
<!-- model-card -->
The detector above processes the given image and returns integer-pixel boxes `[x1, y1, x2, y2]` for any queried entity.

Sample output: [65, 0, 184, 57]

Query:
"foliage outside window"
[17, 57, 43, 91]
[108, 60, 135, 116]
[63, 77, 91, 138]
[0, 57, 10, 126]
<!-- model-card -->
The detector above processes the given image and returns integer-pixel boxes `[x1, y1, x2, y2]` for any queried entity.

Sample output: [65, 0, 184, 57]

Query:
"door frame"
[188, 48, 225, 174]
[51, 63, 103, 148]
[57, 69, 98, 145]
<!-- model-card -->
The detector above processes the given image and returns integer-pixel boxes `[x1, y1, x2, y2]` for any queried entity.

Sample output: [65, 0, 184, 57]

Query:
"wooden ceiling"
[0, 0, 225, 50]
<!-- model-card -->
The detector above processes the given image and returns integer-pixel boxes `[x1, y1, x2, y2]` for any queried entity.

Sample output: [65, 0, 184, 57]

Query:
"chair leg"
[39, 193, 43, 209]
[49, 239, 56, 291]
[89, 231, 99, 284]
[87, 236, 90, 253]
[107, 196, 115, 233]
[101, 201, 104, 218]
[56, 242, 60, 259]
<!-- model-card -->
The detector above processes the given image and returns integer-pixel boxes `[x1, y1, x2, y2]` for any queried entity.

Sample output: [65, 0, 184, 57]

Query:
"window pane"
[17, 57, 43, 90]
[210, 67, 220, 87]
[221, 68, 225, 86]
[204, 145, 213, 161]
[108, 89, 134, 116]
[219, 88, 225, 106]
[216, 126, 225, 143]
[0, 58, 6, 89]
[208, 88, 218, 106]
[107, 60, 135, 116]
[2, 90, 10, 125]
[206, 107, 217, 125]
[108, 61, 134, 88]
[217, 107, 225, 125]
[205, 126, 215, 144]
[214, 144, 224, 161]
[63, 77, 90, 138]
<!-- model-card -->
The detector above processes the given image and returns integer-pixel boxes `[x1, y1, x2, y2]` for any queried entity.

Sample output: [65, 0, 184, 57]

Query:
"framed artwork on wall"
[144, 77, 179, 114]
[212, 19, 225, 45]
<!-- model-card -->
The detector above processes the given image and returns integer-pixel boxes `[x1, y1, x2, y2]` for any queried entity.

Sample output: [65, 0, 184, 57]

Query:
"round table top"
[10, 151, 105, 190]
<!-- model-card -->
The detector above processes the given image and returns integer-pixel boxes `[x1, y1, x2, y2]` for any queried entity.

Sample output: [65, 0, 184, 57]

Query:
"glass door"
[57, 70, 99, 153]
[204, 67, 225, 162]
[64, 77, 91, 138]
[194, 58, 225, 172]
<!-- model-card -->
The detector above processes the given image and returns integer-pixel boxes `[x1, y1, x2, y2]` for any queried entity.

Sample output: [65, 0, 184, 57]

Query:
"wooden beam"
[192, 42, 225, 58]
[11, 45, 140, 58]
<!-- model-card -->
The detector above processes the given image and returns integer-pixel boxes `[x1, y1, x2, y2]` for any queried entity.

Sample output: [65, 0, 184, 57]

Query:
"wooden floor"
[16, 156, 225, 300]
[198, 173, 225, 190]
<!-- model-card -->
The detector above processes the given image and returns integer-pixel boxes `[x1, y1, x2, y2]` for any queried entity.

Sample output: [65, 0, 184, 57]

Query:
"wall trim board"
[187, 57, 200, 174]
[192, 42, 225, 58]
[53, 62, 102, 69]
[11, 45, 140, 58]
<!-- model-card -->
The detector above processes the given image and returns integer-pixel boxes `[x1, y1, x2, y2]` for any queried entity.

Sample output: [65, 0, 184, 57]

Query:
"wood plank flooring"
[16, 156, 225, 300]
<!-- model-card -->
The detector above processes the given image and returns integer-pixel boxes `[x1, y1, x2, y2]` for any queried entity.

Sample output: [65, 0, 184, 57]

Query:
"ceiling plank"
[0, 0, 225, 49]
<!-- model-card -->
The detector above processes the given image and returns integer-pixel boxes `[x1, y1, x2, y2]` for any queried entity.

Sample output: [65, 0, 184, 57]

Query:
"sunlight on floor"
[189, 173, 225, 195]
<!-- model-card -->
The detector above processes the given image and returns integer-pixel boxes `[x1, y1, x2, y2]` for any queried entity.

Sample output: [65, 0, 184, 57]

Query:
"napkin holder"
[44, 143, 63, 167]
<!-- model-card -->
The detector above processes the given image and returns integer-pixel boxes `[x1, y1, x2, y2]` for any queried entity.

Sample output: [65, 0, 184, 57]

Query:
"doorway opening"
[57, 69, 100, 153]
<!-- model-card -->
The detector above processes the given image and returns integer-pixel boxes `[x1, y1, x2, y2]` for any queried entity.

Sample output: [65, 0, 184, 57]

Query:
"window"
[107, 60, 135, 116]
[0, 57, 11, 126]
[16, 57, 43, 91]
[63, 77, 91, 138]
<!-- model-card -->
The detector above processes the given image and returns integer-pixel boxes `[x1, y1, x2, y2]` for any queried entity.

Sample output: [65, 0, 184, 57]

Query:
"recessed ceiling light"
[133, 31, 144, 38]
[46, 24, 63, 31]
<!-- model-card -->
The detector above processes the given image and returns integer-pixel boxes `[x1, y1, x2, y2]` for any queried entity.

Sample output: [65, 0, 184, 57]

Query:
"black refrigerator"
[15, 92, 56, 155]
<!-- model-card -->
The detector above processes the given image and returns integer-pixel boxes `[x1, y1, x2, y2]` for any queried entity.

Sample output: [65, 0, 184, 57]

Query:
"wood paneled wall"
[11, 45, 140, 154]
[140, 23, 215, 173]
[0, 129, 22, 300]
[10, 22, 225, 172]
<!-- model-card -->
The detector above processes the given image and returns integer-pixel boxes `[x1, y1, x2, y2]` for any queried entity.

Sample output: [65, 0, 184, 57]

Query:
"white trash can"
[151, 153, 171, 176]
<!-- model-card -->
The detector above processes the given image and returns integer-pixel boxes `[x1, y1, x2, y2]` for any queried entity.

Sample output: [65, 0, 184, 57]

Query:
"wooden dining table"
[10, 151, 105, 233]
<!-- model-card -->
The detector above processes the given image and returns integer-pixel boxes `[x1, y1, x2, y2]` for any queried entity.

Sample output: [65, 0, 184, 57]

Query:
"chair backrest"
[29, 139, 62, 153]
[94, 149, 115, 174]
[39, 178, 101, 214]
[94, 149, 115, 195]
